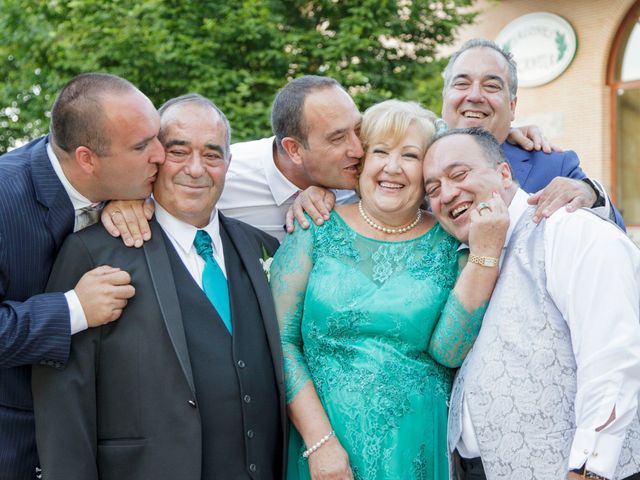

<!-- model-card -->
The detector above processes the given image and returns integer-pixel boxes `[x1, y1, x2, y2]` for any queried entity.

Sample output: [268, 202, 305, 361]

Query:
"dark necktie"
[194, 230, 232, 334]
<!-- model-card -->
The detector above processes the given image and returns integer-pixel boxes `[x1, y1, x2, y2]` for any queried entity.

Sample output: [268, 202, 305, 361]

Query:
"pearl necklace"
[358, 200, 422, 235]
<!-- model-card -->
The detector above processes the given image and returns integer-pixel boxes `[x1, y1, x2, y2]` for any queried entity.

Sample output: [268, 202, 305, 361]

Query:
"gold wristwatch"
[468, 253, 499, 268]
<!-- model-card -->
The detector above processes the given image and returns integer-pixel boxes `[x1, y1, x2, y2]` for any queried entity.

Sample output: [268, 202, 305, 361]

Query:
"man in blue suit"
[441, 38, 625, 229]
[0, 73, 164, 480]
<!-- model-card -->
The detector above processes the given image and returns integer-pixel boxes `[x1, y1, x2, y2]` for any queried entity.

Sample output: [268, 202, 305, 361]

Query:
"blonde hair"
[360, 100, 437, 155]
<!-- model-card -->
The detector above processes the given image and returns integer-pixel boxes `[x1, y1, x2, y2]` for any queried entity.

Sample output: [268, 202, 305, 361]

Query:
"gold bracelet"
[468, 253, 499, 268]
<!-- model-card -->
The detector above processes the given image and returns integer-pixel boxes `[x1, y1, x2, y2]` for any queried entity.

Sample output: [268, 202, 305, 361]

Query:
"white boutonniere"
[260, 244, 273, 282]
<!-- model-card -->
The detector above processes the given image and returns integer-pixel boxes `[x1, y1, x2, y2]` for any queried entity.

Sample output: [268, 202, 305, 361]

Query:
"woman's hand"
[468, 192, 510, 258]
[307, 437, 354, 480]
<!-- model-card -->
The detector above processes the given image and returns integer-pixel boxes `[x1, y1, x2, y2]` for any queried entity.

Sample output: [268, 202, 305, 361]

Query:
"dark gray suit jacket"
[32, 215, 286, 480]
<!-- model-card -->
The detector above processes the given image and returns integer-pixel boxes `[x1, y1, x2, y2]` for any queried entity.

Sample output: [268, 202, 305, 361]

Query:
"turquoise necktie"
[194, 230, 232, 334]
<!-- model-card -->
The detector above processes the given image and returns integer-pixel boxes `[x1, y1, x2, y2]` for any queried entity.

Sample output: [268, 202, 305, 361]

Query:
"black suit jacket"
[32, 214, 286, 480]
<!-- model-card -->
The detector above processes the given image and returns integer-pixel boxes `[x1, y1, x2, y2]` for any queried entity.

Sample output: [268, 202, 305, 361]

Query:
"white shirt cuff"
[569, 428, 625, 479]
[64, 290, 88, 335]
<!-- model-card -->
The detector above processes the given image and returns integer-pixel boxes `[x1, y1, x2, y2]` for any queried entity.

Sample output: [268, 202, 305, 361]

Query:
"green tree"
[0, 0, 475, 152]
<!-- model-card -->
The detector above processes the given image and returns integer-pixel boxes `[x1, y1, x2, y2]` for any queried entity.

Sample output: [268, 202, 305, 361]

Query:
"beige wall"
[450, 0, 635, 187]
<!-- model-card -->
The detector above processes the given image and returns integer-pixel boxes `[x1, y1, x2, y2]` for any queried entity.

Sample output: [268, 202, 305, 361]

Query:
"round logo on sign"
[496, 12, 577, 88]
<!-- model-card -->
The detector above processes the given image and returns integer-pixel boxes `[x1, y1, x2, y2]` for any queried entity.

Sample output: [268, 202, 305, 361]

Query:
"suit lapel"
[502, 142, 533, 188]
[219, 216, 284, 386]
[30, 136, 74, 248]
[143, 221, 196, 395]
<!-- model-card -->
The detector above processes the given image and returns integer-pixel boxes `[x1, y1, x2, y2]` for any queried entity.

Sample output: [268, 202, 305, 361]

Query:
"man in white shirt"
[218, 75, 361, 240]
[423, 127, 640, 480]
[33, 94, 286, 480]
[0, 72, 163, 480]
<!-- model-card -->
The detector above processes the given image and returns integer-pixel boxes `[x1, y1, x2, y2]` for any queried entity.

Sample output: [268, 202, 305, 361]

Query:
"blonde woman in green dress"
[270, 100, 509, 480]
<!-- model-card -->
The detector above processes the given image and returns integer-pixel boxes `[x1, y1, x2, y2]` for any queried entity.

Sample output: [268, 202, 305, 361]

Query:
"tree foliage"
[0, 0, 475, 152]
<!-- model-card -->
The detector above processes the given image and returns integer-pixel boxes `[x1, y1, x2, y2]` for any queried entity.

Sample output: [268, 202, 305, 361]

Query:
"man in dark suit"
[32, 94, 286, 480]
[441, 37, 625, 229]
[0, 73, 164, 480]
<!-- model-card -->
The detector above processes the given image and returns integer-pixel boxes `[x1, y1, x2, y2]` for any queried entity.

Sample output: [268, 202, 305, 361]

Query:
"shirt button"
[247, 429, 255, 438]
[593, 452, 599, 457]
[583, 449, 589, 455]
[243, 394, 251, 403]
[237, 360, 246, 368]
[188, 400, 197, 408]
[249, 463, 257, 472]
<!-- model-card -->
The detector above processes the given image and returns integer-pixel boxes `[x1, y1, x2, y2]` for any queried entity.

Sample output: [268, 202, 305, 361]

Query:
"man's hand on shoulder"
[285, 186, 336, 233]
[101, 198, 154, 248]
[528, 177, 597, 223]
[507, 125, 562, 154]
[74, 266, 135, 327]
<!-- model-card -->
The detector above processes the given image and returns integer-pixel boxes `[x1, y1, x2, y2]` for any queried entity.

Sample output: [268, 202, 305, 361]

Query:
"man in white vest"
[423, 127, 640, 480]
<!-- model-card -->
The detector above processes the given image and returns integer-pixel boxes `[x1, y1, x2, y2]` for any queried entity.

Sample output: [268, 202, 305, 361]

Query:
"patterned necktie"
[74, 202, 104, 232]
[194, 230, 232, 334]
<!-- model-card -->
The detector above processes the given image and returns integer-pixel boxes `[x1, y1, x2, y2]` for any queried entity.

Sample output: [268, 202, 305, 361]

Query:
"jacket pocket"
[97, 439, 146, 480]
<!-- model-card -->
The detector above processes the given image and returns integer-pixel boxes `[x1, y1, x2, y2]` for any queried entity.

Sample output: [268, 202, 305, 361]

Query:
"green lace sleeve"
[270, 219, 315, 403]
[427, 294, 486, 369]
[428, 252, 487, 369]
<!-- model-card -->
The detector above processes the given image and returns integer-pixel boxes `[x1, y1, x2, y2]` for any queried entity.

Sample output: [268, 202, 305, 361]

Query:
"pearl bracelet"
[302, 430, 335, 459]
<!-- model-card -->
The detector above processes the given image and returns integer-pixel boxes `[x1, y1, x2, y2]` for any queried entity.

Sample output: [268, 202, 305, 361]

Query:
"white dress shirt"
[457, 189, 640, 478]
[219, 136, 298, 241]
[47, 141, 100, 335]
[154, 202, 226, 287]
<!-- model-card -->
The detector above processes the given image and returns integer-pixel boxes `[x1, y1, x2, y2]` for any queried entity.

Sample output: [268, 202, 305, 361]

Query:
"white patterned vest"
[448, 206, 640, 479]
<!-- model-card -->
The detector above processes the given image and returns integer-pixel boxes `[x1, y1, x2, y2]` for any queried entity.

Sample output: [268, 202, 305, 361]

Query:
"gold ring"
[109, 209, 122, 218]
[477, 202, 491, 213]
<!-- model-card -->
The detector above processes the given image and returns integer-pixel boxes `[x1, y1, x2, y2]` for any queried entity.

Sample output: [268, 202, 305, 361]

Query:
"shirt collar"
[263, 136, 301, 206]
[154, 200, 223, 256]
[46, 141, 96, 211]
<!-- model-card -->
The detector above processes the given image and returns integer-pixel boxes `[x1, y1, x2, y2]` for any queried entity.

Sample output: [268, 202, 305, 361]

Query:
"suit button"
[243, 394, 251, 403]
[237, 360, 246, 368]
[247, 429, 255, 438]
[188, 400, 197, 408]
[249, 463, 257, 472]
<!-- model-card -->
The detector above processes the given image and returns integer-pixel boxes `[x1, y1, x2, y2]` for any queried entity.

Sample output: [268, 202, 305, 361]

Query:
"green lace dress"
[270, 212, 485, 480]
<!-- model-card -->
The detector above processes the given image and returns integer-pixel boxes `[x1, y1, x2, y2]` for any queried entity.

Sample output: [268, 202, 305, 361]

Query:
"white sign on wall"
[496, 12, 577, 88]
